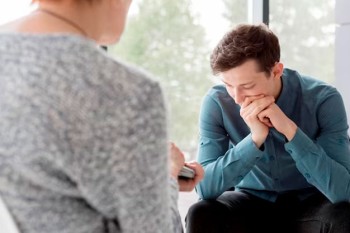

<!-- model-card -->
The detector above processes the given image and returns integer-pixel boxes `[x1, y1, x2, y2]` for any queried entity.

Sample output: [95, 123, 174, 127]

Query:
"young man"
[186, 24, 350, 233]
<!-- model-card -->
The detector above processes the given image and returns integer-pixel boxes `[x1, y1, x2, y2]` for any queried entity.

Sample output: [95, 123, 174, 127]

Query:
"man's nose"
[233, 89, 244, 105]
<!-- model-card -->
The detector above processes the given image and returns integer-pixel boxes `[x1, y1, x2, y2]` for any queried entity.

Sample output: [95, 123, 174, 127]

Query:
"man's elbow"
[195, 184, 220, 200]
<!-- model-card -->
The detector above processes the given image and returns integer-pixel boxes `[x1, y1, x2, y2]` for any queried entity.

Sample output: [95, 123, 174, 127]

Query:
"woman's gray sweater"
[0, 33, 181, 233]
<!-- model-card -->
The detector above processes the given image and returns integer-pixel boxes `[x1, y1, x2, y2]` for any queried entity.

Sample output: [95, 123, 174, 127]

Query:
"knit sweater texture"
[0, 33, 180, 233]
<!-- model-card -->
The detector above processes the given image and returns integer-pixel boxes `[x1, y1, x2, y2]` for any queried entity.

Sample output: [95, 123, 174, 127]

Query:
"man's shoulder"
[206, 84, 230, 99]
[203, 84, 238, 110]
[283, 68, 338, 97]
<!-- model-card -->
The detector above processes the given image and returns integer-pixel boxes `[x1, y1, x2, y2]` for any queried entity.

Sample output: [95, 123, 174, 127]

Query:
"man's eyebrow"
[221, 80, 254, 86]
[241, 82, 254, 86]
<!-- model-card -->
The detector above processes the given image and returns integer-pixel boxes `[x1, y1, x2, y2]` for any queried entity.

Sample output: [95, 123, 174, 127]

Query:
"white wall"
[335, 0, 350, 135]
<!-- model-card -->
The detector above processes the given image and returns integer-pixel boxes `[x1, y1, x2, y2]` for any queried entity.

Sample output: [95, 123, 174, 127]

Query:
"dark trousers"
[185, 191, 350, 233]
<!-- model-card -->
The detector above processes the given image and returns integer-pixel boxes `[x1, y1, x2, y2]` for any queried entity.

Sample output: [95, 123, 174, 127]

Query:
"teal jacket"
[196, 68, 350, 203]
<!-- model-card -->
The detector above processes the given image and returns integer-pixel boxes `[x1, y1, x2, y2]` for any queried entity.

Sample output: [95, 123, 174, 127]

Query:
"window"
[111, 0, 248, 161]
[269, 0, 335, 83]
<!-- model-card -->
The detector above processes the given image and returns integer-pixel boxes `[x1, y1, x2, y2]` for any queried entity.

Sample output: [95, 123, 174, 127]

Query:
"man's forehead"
[220, 68, 265, 86]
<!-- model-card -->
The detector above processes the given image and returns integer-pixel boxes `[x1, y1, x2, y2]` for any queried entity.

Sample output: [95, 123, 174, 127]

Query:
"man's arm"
[287, 91, 350, 203]
[261, 90, 350, 203]
[196, 94, 265, 200]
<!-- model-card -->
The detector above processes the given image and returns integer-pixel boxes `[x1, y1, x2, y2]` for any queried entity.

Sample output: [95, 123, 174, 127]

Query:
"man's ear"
[273, 62, 284, 78]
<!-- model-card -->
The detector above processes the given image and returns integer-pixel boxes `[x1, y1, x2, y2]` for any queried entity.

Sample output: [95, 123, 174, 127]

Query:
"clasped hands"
[239, 95, 297, 147]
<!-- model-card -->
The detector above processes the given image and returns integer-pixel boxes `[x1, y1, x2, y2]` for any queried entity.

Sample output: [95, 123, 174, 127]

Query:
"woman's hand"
[168, 142, 204, 192]
[178, 161, 204, 192]
[169, 142, 185, 179]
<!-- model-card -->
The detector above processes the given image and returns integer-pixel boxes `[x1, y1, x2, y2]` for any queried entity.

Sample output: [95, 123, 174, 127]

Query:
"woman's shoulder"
[0, 33, 164, 113]
[0, 33, 159, 88]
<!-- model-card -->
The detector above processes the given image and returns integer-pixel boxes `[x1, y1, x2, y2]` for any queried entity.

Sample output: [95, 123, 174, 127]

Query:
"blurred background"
[112, 0, 336, 161]
[0, 0, 336, 162]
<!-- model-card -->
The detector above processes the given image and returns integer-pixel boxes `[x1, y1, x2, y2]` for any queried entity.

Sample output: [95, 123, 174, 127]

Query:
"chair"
[0, 195, 20, 233]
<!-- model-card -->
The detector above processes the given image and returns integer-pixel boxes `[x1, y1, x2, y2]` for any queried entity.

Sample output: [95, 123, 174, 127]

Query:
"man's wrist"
[251, 132, 268, 148]
[284, 121, 297, 141]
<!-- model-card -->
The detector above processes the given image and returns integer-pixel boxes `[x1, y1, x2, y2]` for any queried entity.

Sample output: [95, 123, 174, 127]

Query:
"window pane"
[269, 0, 335, 83]
[111, 0, 247, 160]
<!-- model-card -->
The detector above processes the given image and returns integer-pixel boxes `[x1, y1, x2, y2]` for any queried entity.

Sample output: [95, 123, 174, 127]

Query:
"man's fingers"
[241, 94, 265, 108]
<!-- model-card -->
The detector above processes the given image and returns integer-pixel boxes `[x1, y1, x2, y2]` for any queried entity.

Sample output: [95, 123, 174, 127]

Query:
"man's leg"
[185, 191, 278, 233]
[296, 193, 350, 233]
[185, 199, 234, 233]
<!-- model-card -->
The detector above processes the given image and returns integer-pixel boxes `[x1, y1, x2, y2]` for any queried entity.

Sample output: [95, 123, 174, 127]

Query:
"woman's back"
[0, 33, 173, 233]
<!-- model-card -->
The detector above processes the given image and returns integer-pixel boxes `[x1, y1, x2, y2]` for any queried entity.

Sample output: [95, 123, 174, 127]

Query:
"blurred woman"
[0, 0, 204, 232]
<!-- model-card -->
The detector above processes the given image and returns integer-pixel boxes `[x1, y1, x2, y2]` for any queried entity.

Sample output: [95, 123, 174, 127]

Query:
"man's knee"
[185, 200, 231, 233]
[299, 201, 350, 233]
[321, 201, 350, 229]
[186, 199, 229, 223]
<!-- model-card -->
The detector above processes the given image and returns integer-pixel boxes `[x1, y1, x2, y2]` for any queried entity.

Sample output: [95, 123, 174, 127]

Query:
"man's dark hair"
[210, 23, 280, 76]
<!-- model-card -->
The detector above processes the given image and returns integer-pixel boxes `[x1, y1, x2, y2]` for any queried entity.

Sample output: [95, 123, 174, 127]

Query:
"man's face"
[220, 59, 282, 106]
